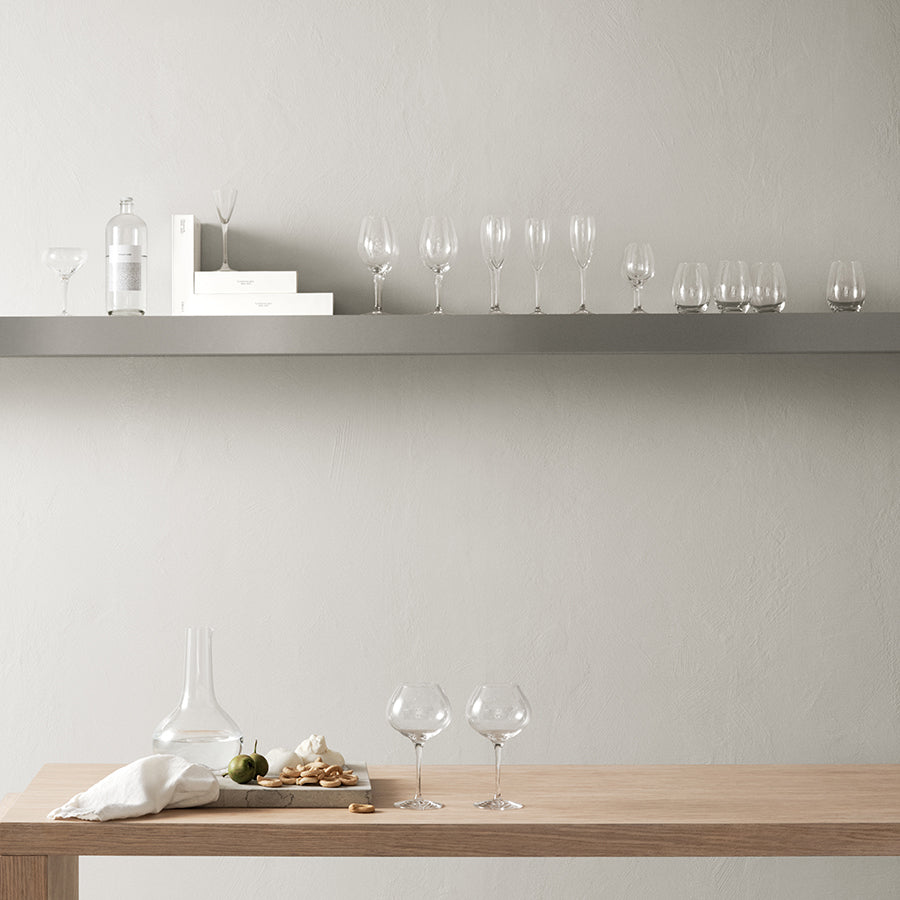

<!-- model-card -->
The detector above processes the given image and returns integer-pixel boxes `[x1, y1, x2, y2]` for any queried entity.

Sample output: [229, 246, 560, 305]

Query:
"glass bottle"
[152, 625, 242, 773]
[106, 197, 147, 315]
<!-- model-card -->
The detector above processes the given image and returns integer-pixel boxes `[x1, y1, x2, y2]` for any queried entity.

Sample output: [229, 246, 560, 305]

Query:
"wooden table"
[3, 764, 900, 899]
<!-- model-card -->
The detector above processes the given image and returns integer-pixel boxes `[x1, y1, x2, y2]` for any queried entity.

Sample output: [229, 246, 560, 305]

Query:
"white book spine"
[194, 270, 298, 294]
[171, 215, 201, 315]
[182, 293, 333, 316]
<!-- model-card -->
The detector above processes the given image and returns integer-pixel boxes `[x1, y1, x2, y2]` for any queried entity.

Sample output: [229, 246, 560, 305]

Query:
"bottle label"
[108, 244, 143, 291]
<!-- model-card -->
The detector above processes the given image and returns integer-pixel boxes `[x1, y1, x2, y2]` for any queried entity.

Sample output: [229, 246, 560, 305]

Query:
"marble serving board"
[206, 763, 371, 808]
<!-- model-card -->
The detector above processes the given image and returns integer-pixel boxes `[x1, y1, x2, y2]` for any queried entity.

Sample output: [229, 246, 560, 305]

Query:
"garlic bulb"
[294, 734, 345, 767]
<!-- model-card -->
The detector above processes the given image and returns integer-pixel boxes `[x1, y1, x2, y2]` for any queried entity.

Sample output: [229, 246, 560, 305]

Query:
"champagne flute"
[358, 216, 399, 314]
[466, 683, 531, 810]
[42, 248, 87, 316]
[672, 262, 710, 313]
[387, 683, 452, 810]
[621, 242, 655, 313]
[826, 260, 865, 312]
[213, 188, 237, 271]
[713, 260, 751, 313]
[525, 218, 550, 314]
[481, 215, 510, 314]
[751, 262, 787, 312]
[419, 217, 458, 314]
[569, 215, 595, 314]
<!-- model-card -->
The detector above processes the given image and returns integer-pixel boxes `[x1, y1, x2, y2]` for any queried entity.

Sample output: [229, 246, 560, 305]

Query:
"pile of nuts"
[256, 756, 359, 789]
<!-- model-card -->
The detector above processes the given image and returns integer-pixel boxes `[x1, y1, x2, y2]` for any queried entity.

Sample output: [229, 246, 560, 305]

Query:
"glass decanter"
[152, 625, 242, 773]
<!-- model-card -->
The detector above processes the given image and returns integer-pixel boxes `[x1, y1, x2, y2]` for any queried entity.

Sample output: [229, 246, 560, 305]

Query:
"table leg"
[0, 855, 78, 900]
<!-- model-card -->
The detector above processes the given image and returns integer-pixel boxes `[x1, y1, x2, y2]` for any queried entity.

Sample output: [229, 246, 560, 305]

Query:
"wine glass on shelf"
[751, 262, 786, 312]
[672, 262, 710, 313]
[621, 242, 654, 313]
[358, 216, 399, 314]
[466, 683, 531, 810]
[826, 260, 865, 312]
[481, 215, 510, 314]
[42, 248, 87, 316]
[387, 683, 452, 810]
[419, 217, 458, 315]
[713, 260, 751, 313]
[213, 188, 237, 271]
[569, 215, 595, 314]
[525, 218, 550, 314]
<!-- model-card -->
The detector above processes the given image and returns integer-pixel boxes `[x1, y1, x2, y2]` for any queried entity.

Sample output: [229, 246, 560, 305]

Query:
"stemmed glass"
[751, 262, 787, 312]
[466, 683, 531, 810]
[42, 248, 87, 316]
[672, 262, 710, 313]
[622, 242, 655, 313]
[419, 217, 458, 315]
[713, 260, 751, 313]
[525, 218, 550, 314]
[387, 683, 452, 810]
[826, 260, 865, 312]
[358, 216, 399, 315]
[569, 215, 595, 314]
[481, 215, 510, 314]
[213, 188, 237, 271]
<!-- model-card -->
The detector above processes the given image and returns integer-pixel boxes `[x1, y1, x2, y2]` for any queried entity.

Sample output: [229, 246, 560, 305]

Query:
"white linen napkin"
[48, 754, 220, 821]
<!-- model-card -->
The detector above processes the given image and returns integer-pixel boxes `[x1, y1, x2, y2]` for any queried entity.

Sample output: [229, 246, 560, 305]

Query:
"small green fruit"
[249, 739, 268, 778]
[227, 754, 256, 784]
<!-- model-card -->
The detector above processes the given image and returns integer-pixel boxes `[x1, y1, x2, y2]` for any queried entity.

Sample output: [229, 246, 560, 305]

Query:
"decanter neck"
[179, 625, 218, 707]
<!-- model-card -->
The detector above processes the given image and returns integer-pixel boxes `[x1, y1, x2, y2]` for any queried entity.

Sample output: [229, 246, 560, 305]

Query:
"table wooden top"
[3, 764, 900, 857]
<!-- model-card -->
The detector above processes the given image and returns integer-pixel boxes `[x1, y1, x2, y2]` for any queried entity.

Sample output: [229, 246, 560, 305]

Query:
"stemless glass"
[387, 683, 452, 810]
[622, 242, 654, 313]
[713, 260, 751, 313]
[751, 262, 787, 312]
[481, 215, 510, 314]
[42, 248, 87, 316]
[213, 188, 237, 271]
[826, 260, 865, 312]
[672, 262, 710, 313]
[358, 216, 399, 314]
[569, 215, 596, 314]
[466, 683, 531, 810]
[419, 217, 458, 314]
[525, 218, 550, 314]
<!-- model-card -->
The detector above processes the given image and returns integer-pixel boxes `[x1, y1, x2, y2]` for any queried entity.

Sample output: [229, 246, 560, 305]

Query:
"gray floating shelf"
[0, 313, 899, 358]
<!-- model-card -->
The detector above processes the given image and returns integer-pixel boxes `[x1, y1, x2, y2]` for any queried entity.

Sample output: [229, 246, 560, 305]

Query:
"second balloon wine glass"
[466, 683, 531, 810]
[481, 215, 510, 314]
[751, 262, 787, 312]
[713, 260, 751, 313]
[525, 218, 550, 314]
[419, 217, 458, 314]
[672, 262, 710, 313]
[358, 216, 399, 315]
[387, 683, 452, 810]
[570, 215, 596, 314]
[213, 188, 237, 271]
[42, 248, 87, 316]
[826, 260, 865, 312]
[621, 242, 655, 313]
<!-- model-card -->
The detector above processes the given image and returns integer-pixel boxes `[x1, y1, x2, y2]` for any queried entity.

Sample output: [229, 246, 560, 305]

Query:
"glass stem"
[60, 276, 70, 316]
[221, 223, 231, 271]
[632, 286, 641, 312]
[433, 271, 443, 314]
[579, 268, 586, 312]
[493, 742, 503, 801]
[414, 741, 424, 800]
[373, 272, 385, 314]
[489, 267, 500, 312]
[533, 270, 541, 312]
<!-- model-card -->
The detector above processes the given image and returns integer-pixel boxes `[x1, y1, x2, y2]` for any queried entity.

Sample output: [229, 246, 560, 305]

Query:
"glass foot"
[573, 308, 591, 314]
[395, 797, 443, 810]
[474, 798, 523, 810]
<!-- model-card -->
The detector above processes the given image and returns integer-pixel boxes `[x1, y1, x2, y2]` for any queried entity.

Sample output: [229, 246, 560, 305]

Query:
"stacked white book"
[171, 214, 333, 315]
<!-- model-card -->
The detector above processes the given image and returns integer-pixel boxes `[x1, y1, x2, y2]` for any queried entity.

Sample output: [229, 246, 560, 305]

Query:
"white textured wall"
[2, 1, 900, 897]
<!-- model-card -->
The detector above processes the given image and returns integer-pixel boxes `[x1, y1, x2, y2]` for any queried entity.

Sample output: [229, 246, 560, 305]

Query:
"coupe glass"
[751, 262, 787, 312]
[358, 216, 399, 315]
[419, 217, 458, 314]
[466, 683, 531, 810]
[569, 215, 596, 314]
[481, 215, 510, 314]
[622, 242, 654, 313]
[826, 260, 865, 312]
[387, 683, 452, 810]
[713, 260, 751, 313]
[672, 262, 710, 313]
[42, 248, 87, 316]
[213, 188, 237, 271]
[525, 218, 550, 314]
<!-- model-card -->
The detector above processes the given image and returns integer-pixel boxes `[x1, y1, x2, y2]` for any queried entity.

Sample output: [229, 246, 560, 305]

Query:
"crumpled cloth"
[48, 754, 220, 821]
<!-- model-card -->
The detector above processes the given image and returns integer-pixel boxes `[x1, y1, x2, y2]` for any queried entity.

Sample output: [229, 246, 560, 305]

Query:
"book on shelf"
[181, 293, 333, 316]
[194, 270, 298, 294]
